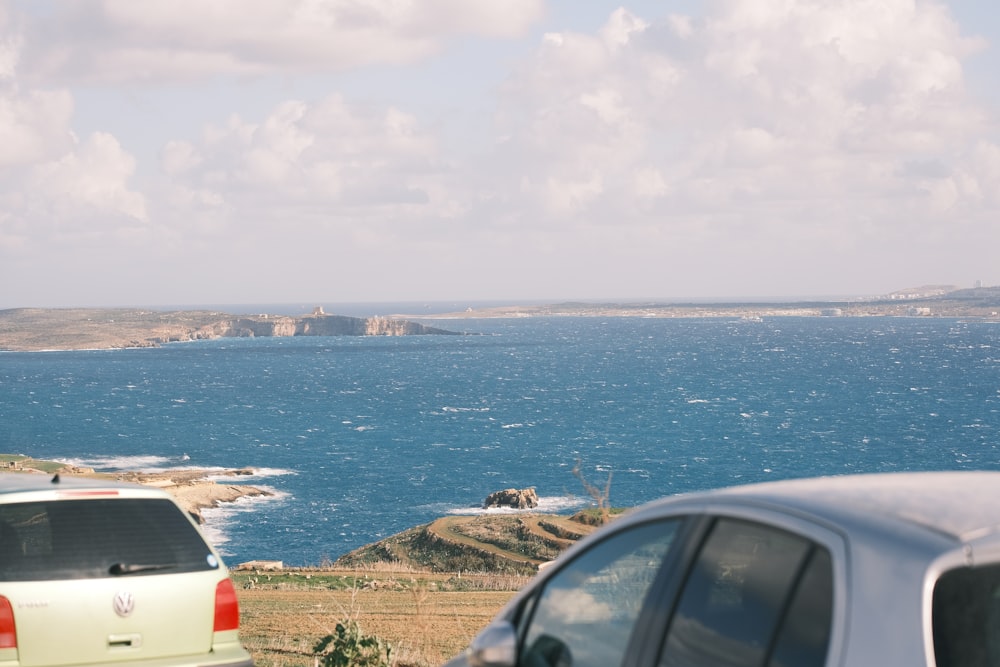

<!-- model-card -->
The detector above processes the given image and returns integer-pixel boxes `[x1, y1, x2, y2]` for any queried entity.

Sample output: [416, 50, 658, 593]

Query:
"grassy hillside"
[333, 512, 607, 575]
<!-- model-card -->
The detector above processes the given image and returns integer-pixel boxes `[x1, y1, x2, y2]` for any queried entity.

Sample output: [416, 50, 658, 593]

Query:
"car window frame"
[651, 506, 848, 667]
[924, 538, 1000, 667]
[624, 514, 714, 667]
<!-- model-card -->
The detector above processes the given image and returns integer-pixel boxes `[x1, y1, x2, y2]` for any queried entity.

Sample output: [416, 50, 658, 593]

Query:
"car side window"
[768, 547, 833, 667]
[518, 519, 681, 667]
[659, 518, 833, 667]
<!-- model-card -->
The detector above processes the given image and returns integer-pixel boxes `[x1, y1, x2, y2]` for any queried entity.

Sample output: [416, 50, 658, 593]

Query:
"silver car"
[0, 472, 253, 667]
[445, 471, 1000, 667]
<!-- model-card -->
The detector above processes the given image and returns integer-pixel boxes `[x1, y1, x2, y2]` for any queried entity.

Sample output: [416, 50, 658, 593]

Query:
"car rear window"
[0, 497, 219, 581]
[932, 563, 1000, 667]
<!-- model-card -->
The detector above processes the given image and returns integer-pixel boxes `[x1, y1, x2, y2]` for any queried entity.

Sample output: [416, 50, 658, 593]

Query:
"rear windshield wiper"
[109, 562, 175, 576]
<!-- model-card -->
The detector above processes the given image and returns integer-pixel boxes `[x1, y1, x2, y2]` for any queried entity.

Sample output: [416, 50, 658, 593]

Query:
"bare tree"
[572, 458, 612, 525]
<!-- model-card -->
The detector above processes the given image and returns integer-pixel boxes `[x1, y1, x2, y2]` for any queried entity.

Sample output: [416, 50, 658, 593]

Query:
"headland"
[0, 307, 460, 352]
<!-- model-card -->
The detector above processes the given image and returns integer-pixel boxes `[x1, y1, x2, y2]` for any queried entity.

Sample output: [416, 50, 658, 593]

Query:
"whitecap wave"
[56, 455, 296, 479]
[60, 454, 175, 471]
[199, 487, 290, 555]
[203, 467, 297, 481]
[244, 467, 297, 478]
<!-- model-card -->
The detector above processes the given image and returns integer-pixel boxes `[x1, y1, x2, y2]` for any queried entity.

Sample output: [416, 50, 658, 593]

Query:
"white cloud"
[0, 18, 146, 262]
[155, 93, 448, 239]
[666, 14, 694, 40]
[18, 0, 545, 84]
[632, 166, 670, 200]
[579, 88, 631, 127]
[0, 14, 75, 169]
[0, 8, 21, 80]
[539, 172, 605, 216]
[31, 132, 147, 223]
[0, 86, 74, 168]
[600, 7, 649, 50]
[493, 0, 998, 243]
[160, 140, 202, 176]
[3, 0, 1000, 305]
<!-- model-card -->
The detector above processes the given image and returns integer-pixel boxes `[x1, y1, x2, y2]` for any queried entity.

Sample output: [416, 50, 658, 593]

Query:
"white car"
[444, 471, 1000, 667]
[0, 472, 253, 667]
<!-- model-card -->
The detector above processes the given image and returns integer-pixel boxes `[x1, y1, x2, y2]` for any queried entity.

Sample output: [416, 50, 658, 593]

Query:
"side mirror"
[467, 621, 518, 667]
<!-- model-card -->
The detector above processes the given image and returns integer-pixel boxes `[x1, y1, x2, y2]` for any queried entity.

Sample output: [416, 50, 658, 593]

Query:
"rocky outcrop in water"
[484, 487, 539, 509]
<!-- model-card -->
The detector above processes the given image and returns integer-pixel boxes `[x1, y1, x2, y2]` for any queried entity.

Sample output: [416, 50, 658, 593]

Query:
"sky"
[1, 0, 999, 309]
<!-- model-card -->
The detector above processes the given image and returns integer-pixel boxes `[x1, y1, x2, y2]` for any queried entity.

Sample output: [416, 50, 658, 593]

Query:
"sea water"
[2, 315, 999, 566]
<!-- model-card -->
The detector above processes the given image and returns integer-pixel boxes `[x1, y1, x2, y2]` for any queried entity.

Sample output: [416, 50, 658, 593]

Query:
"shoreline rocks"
[49, 464, 272, 523]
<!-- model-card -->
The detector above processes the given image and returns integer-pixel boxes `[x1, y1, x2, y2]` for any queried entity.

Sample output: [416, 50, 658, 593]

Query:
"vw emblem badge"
[113, 591, 135, 618]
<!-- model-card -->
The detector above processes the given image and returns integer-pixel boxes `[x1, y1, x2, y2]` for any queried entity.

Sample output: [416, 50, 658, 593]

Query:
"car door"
[476, 512, 837, 667]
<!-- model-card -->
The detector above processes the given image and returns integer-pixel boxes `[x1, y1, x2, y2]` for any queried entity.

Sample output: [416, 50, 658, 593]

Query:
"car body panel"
[5, 573, 217, 666]
[444, 471, 1000, 667]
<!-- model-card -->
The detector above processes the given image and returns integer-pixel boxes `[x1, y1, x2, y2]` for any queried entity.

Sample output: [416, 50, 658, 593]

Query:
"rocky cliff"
[294, 314, 455, 337]
[158, 314, 458, 342]
[168, 313, 460, 344]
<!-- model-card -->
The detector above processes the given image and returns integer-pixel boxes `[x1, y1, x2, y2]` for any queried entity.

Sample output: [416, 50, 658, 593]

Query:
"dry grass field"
[232, 569, 525, 667]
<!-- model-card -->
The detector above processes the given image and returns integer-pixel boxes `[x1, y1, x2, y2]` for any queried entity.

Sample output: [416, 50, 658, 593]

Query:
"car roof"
[0, 472, 156, 497]
[640, 471, 1000, 543]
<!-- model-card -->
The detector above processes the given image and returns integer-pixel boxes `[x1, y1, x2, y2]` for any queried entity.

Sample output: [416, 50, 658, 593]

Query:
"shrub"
[313, 621, 393, 667]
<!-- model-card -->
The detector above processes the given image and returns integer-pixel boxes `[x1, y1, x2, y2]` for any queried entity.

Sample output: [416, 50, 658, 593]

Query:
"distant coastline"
[406, 285, 1000, 321]
[2, 286, 999, 351]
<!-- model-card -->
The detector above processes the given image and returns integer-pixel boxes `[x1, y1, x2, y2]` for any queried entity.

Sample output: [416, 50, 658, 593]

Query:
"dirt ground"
[233, 570, 521, 667]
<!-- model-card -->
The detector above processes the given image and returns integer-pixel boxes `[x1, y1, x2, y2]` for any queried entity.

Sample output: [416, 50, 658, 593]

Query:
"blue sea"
[2, 314, 999, 566]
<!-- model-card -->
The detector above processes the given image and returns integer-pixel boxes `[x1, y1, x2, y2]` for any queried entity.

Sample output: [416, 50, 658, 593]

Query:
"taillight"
[213, 579, 240, 632]
[0, 596, 16, 649]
